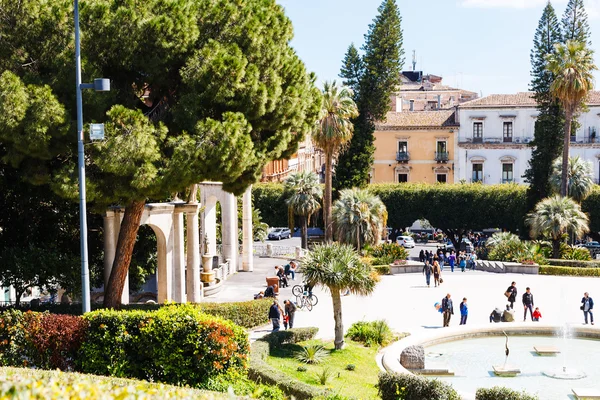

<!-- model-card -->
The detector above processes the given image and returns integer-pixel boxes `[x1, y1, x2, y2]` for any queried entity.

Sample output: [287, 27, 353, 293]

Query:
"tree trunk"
[331, 288, 344, 350]
[14, 289, 23, 308]
[103, 200, 145, 308]
[324, 153, 333, 243]
[300, 215, 308, 249]
[552, 238, 561, 259]
[561, 110, 572, 197]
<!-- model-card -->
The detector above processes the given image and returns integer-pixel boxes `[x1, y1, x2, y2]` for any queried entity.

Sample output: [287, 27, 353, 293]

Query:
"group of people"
[435, 294, 468, 327]
[420, 249, 476, 275]
[274, 261, 297, 288]
[268, 299, 297, 331]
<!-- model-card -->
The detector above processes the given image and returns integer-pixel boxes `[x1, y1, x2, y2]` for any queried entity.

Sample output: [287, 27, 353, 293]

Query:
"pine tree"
[524, 2, 564, 212]
[561, 0, 591, 44]
[339, 43, 363, 96]
[334, 0, 404, 190]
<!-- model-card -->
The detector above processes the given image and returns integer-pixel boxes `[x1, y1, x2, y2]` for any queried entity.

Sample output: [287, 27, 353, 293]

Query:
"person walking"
[470, 252, 477, 270]
[582, 292, 594, 325]
[433, 259, 441, 287]
[419, 249, 425, 263]
[284, 299, 296, 329]
[522, 287, 534, 321]
[460, 297, 468, 325]
[423, 260, 432, 287]
[459, 253, 467, 272]
[268, 300, 282, 332]
[448, 250, 456, 272]
[505, 281, 517, 309]
[442, 293, 454, 327]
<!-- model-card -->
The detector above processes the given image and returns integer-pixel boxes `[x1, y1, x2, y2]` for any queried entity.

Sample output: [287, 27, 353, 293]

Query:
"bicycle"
[295, 292, 315, 311]
[292, 284, 318, 306]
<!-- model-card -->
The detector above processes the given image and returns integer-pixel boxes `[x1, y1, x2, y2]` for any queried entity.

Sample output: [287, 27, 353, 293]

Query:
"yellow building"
[372, 110, 457, 183]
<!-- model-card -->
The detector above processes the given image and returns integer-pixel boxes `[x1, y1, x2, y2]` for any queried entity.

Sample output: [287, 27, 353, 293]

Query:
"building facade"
[373, 110, 458, 184]
[455, 92, 600, 184]
[260, 134, 324, 182]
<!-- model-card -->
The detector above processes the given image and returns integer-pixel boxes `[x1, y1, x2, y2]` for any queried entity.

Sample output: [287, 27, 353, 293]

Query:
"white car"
[396, 235, 415, 248]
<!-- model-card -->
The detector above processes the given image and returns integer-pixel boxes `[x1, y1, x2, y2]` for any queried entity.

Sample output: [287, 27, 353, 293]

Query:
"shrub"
[378, 372, 460, 400]
[547, 259, 600, 268]
[539, 265, 600, 277]
[199, 299, 272, 329]
[561, 246, 592, 261]
[263, 327, 319, 348]
[295, 344, 329, 364]
[373, 265, 391, 275]
[297, 365, 307, 372]
[346, 320, 393, 347]
[79, 304, 249, 386]
[476, 386, 538, 400]
[0, 366, 226, 399]
[204, 370, 284, 399]
[345, 364, 356, 371]
[316, 367, 333, 385]
[367, 243, 408, 265]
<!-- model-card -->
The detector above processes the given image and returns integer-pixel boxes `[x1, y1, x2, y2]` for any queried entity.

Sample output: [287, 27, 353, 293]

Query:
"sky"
[277, 0, 600, 97]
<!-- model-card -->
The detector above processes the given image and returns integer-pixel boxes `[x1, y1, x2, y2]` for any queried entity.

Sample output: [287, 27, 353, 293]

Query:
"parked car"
[438, 238, 474, 253]
[396, 235, 415, 248]
[268, 228, 291, 240]
[583, 241, 600, 249]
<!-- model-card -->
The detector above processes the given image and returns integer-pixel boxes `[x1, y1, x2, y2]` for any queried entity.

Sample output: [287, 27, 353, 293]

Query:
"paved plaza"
[210, 242, 600, 340]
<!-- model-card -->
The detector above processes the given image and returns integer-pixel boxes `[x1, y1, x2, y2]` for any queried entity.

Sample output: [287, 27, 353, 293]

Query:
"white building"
[455, 92, 600, 184]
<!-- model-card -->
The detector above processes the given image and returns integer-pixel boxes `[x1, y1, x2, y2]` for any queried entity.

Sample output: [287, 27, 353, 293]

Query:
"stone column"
[156, 217, 174, 304]
[203, 202, 218, 256]
[221, 191, 238, 274]
[104, 210, 129, 305]
[186, 206, 202, 302]
[172, 209, 185, 303]
[242, 186, 254, 272]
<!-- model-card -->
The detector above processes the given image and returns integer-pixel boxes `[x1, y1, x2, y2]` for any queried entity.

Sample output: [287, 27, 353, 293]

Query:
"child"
[460, 298, 468, 325]
[532, 307, 542, 322]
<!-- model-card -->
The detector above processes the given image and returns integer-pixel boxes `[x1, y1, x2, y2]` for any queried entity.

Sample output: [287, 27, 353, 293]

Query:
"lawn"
[265, 339, 380, 400]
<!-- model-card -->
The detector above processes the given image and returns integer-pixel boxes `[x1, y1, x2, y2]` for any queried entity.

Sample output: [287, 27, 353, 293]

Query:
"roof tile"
[376, 110, 458, 129]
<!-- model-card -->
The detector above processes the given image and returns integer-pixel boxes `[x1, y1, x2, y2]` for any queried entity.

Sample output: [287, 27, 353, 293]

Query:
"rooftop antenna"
[412, 50, 416, 71]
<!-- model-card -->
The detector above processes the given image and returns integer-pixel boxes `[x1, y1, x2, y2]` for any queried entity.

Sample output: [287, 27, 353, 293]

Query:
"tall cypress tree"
[561, 0, 591, 44]
[334, 0, 404, 190]
[339, 43, 363, 96]
[524, 2, 564, 212]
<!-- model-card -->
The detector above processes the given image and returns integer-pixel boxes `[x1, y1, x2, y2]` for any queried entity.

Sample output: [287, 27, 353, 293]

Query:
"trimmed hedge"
[546, 259, 600, 268]
[476, 386, 538, 400]
[249, 327, 330, 400]
[79, 304, 249, 386]
[0, 367, 228, 399]
[378, 372, 460, 400]
[539, 265, 600, 277]
[6, 299, 272, 329]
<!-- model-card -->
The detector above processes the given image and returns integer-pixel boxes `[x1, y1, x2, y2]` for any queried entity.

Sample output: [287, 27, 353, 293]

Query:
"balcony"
[435, 152, 449, 162]
[396, 151, 410, 162]
[460, 137, 533, 144]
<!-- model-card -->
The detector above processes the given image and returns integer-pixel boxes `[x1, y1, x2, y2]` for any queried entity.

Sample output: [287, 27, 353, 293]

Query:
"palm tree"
[312, 81, 359, 243]
[284, 171, 322, 249]
[525, 195, 589, 258]
[549, 155, 594, 202]
[546, 40, 597, 196]
[332, 188, 387, 250]
[302, 243, 378, 349]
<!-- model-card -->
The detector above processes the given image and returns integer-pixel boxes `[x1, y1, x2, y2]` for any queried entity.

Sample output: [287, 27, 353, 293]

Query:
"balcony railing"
[460, 137, 533, 144]
[502, 178, 514, 184]
[396, 151, 410, 162]
[435, 151, 449, 162]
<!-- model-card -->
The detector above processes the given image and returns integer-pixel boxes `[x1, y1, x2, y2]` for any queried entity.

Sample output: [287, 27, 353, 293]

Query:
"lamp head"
[93, 78, 110, 92]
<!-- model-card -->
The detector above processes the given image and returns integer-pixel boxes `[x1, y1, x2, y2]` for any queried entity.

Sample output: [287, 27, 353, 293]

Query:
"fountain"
[542, 322, 586, 380]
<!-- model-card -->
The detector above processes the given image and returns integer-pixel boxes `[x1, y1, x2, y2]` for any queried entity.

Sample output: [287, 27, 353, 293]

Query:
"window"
[503, 122, 513, 142]
[437, 141, 447, 153]
[409, 100, 414, 111]
[502, 163, 513, 183]
[473, 122, 483, 141]
[435, 141, 448, 162]
[398, 173, 408, 183]
[472, 163, 483, 182]
[436, 174, 447, 183]
[398, 141, 408, 153]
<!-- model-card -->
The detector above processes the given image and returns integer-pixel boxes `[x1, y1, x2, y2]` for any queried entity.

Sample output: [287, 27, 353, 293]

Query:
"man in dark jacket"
[441, 293, 454, 327]
[522, 287, 534, 321]
[582, 292, 594, 325]
[505, 281, 517, 309]
[284, 299, 296, 329]
[423, 261, 432, 287]
[268, 301, 282, 332]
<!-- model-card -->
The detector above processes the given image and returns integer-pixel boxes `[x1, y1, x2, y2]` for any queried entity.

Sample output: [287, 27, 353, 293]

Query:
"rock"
[400, 345, 425, 370]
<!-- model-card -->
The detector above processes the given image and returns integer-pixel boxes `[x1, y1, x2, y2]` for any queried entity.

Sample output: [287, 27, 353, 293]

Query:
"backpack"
[264, 286, 274, 297]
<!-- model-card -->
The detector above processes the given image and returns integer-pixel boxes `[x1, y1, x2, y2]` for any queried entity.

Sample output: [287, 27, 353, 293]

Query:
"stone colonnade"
[103, 183, 253, 304]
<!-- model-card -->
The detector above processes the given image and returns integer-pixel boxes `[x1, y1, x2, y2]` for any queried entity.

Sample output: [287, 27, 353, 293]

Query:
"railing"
[460, 137, 533, 144]
[571, 136, 599, 144]
[472, 137, 483, 143]
[396, 151, 410, 162]
[503, 136, 513, 143]
[434, 151, 449, 162]
[502, 179, 514, 184]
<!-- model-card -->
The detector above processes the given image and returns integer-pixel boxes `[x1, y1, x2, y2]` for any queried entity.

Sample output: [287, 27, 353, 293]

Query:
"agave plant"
[295, 344, 329, 364]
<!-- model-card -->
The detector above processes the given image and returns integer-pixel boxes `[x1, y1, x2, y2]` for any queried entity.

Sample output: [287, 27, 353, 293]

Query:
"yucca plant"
[295, 344, 329, 364]
[316, 367, 333, 385]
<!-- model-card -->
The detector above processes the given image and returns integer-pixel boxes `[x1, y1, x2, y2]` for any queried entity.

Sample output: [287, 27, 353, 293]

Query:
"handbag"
[439, 277, 444, 284]
[504, 291, 510, 298]
[581, 305, 585, 311]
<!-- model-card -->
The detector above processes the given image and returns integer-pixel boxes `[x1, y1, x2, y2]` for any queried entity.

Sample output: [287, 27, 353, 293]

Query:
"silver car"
[268, 228, 291, 240]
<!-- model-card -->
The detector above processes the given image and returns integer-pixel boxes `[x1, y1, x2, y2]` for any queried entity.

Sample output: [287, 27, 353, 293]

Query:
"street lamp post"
[74, 0, 110, 313]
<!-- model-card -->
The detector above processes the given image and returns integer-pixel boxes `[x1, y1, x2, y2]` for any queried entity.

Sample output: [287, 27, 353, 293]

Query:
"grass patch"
[265, 339, 380, 399]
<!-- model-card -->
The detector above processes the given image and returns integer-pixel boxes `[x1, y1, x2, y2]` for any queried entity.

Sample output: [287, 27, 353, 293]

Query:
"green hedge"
[249, 327, 329, 400]
[476, 386, 538, 400]
[374, 265, 391, 275]
[0, 367, 226, 399]
[539, 265, 600, 277]
[546, 259, 600, 268]
[79, 304, 249, 386]
[6, 299, 271, 329]
[378, 372, 460, 400]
